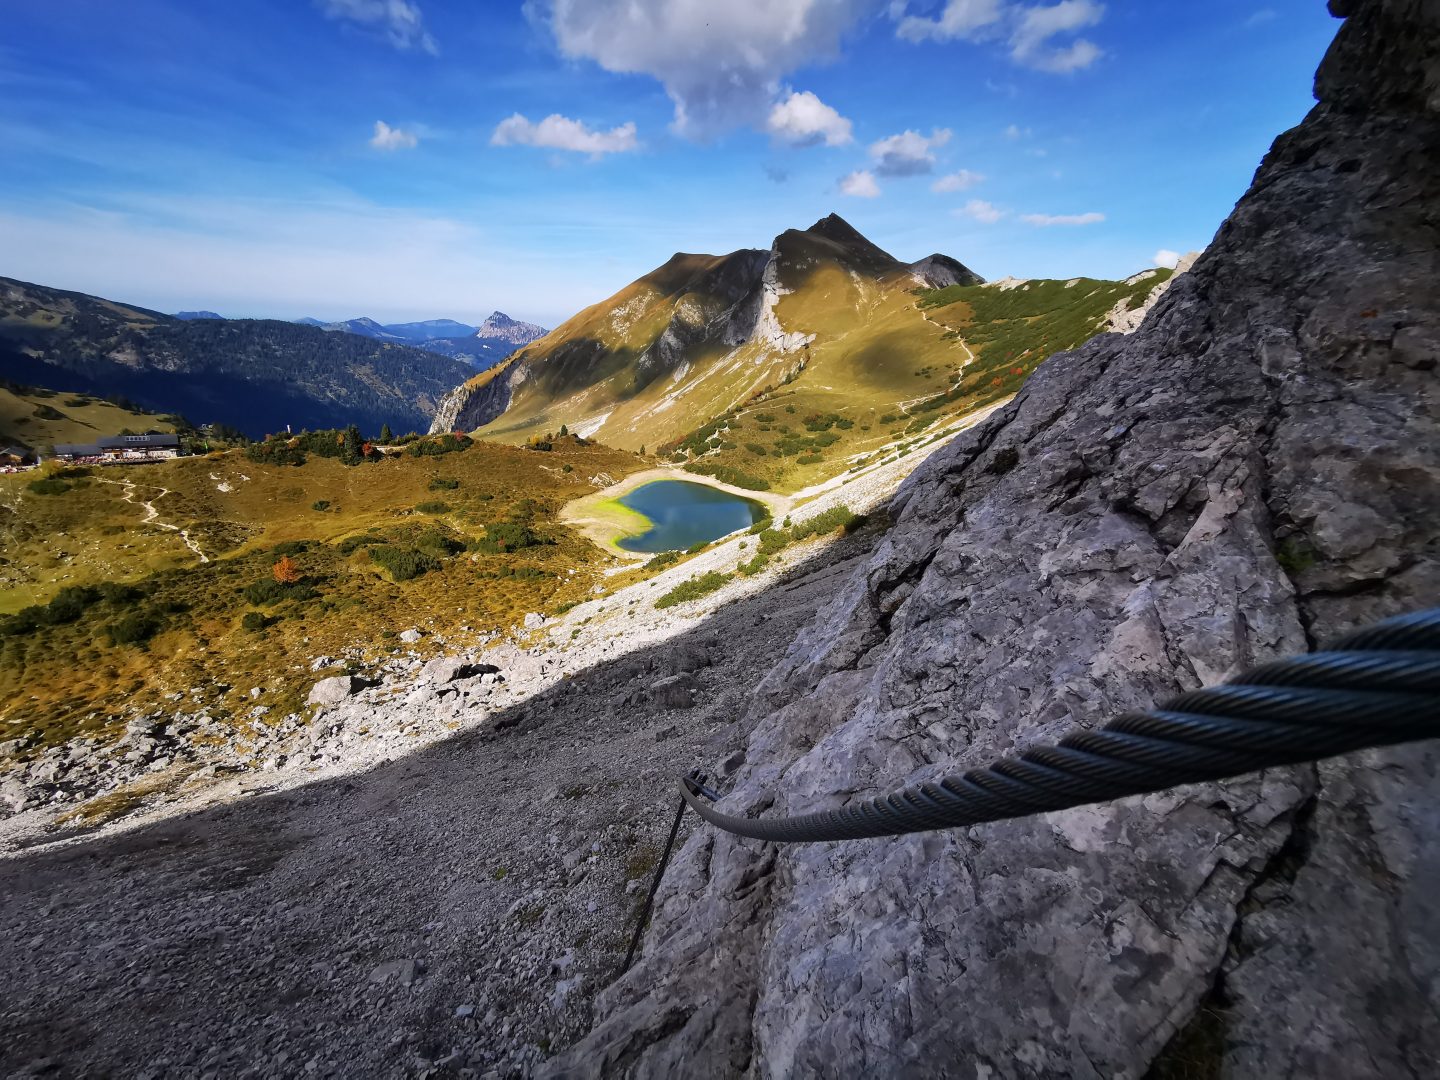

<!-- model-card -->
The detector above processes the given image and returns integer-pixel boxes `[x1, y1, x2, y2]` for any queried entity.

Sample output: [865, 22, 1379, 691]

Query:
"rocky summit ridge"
[426, 213, 988, 450]
[550, 0, 1440, 1075]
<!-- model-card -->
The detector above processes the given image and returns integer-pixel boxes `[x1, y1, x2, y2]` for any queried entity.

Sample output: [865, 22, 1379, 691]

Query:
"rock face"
[552, 3, 1440, 1076]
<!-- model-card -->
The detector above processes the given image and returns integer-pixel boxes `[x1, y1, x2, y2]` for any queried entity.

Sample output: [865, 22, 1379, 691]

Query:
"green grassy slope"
[0, 435, 646, 748]
[0, 382, 177, 451]
[464, 217, 1174, 494]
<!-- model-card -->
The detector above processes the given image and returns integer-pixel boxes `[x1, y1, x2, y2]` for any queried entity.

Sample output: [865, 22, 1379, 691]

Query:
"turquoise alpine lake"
[615, 480, 767, 553]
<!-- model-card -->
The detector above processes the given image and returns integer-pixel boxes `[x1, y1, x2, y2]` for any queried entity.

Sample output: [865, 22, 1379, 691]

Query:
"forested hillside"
[0, 277, 473, 437]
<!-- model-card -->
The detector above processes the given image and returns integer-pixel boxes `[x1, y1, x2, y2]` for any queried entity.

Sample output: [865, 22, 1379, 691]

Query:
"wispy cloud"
[766, 90, 853, 147]
[839, 169, 881, 198]
[1011, 1, 1104, 72]
[932, 169, 984, 192]
[894, 1, 1105, 73]
[958, 199, 1006, 223]
[369, 120, 418, 150]
[1243, 8, 1277, 28]
[490, 113, 639, 156]
[897, 0, 1006, 43]
[869, 127, 952, 176]
[1021, 210, 1104, 225]
[318, 0, 437, 54]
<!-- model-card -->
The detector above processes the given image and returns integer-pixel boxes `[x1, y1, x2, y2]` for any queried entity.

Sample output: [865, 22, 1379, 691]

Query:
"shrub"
[415, 500, 452, 515]
[273, 540, 308, 556]
[27, 478, 71, 496]
[369, 545, 441, 582]
[472, 522, 541, 553]
[428, 477, 460, 491]
[272, 556, 302, 584]
[745, 442, 768, 457]
[655, 572, 732, 610]
[105, 611, 161, 646]
[644, 550, 682, 571]
[336, 532, 385, 555]
[312, 500, 331, 511]
[797, 454, 824, 465]
[683, 463, 770, 491]
[241, 611, 275, 633]
[737, 552, 769, 576]
[417, 528, 465, 558]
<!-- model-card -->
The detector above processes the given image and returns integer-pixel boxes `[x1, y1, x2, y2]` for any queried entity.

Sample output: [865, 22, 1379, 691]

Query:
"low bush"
[368, 545, 441, 582]
[27, 478, 71, 496]
[241, 611, 276, 633]
[415, 500, 452, 515]
[312, 500, 331, 512]
[683, 463, 770, 491]
[428, 477, 460, 491]
[471, 522, 542, 554]
[644, 550, 682, 571]
[105, 611, 162, 646]
[655, 571, 731, 610]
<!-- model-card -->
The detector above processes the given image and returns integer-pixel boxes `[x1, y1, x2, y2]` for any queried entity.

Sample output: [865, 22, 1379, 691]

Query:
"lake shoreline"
[560, 466, 789, 558]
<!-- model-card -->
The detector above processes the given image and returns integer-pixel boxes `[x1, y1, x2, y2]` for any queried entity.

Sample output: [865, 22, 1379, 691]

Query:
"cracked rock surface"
[554, 2, 1440, 1076]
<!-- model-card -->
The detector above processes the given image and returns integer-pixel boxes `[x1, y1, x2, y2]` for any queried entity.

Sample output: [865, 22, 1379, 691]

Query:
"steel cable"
[680, 608, 1440, 844]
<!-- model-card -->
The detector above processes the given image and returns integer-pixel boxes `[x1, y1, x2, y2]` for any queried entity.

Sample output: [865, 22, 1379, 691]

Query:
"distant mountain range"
[188, 310, 548, 371]
[0, 277, 474, 438]
[430, 212, 1174, 492]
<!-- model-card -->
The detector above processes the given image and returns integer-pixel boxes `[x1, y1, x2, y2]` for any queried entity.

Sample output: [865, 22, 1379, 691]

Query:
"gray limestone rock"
[648, 674, 698, 710]
[551, 2, 1440, 1076]
[306, 676, 364, 707]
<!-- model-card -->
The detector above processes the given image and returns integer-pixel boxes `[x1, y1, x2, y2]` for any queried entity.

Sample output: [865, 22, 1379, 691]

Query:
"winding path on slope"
[94, 475, 210, 563]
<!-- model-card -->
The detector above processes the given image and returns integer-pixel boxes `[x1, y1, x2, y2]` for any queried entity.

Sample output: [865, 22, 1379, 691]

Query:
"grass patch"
[655, 571, 731, 610]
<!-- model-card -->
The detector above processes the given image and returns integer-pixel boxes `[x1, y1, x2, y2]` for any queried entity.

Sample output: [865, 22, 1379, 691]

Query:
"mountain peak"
[805, 213, 867, 245]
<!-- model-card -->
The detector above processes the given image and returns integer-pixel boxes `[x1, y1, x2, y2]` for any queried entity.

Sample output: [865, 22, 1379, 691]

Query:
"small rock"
[523, 612, 546, 630]
[455, 1004, 474, 1019]
[369, 959, 419, 986]
[399, 629, 423, 644]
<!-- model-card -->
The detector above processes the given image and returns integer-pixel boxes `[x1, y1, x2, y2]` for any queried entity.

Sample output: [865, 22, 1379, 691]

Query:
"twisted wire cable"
[680, 608, 1440, 844]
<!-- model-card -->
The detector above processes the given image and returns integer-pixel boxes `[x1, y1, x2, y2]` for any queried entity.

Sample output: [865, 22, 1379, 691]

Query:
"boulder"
[306, 675, 363, 707]
[398, 628, 423, 644]
[648, 673, 697, 710]
[522, 612, 546, 630]
[421, 657, 500, 685]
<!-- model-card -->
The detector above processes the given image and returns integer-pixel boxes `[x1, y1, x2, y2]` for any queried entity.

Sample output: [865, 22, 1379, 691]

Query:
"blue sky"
[1, 1, 1337, 328]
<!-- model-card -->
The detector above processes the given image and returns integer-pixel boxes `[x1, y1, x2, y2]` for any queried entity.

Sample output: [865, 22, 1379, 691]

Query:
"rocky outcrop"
[429, 357, 524, 434]
[552, 2, 1440, 1076]
[475, 310, 547, 348]
[1104, 252, 1200, 334]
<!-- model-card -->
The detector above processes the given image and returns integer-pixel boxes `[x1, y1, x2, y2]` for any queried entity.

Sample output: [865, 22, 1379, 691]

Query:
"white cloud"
[1010, 1, 1104, 71]
[1004, 123, 1028, 139]
[931, 169, 984, 192]
[959, 199, 1005, 223]
[491, 113, 639, 156]
[839, 170, 881, 198]
[538, 0, 868, 137]
[1244, 8, 1277, 27]
[1153, 248, 1181, 269]
[766, 90, 854, 147]
[869, 127, 952, 176]
[894, 0, 1104, 73]
[369, 120, 418, 151]
[1021, 210, 1104, 225]
[318, 0, 437, 54]
[897, 0, 1006, 43]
